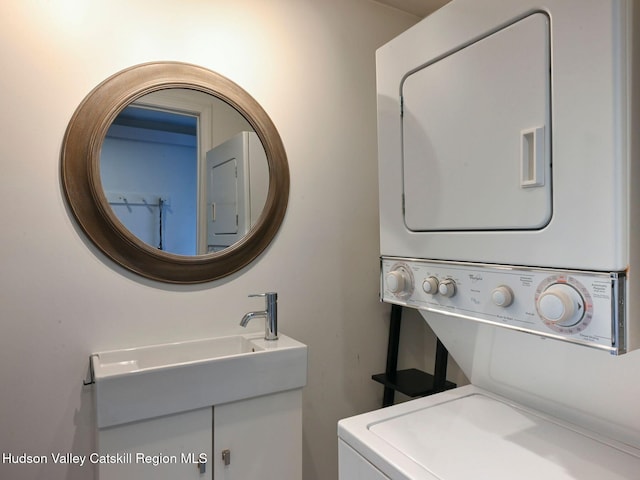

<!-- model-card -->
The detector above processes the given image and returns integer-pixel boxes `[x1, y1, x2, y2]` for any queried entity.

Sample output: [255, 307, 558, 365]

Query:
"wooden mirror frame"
[61, 62, 289, 283]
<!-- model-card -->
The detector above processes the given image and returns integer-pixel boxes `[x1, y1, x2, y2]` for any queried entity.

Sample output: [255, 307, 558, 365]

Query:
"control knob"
[536, 283, 585, 327]
[422, 276, 439, 294]
[491, 286, 514, 307]
[438, 278, 456, 298]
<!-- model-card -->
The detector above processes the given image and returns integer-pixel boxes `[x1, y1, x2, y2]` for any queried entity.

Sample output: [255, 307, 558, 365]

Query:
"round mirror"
[62, 62, 289, 283]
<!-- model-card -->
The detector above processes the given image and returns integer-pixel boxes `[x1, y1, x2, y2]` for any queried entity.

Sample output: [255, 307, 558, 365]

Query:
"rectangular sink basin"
[92, 333, 307, 428]
[94, 335, 264, 376]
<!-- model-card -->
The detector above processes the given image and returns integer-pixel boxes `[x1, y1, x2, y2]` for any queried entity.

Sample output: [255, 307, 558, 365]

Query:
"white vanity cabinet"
[97, 407, 213, 480]
[213, 389, 302, 480]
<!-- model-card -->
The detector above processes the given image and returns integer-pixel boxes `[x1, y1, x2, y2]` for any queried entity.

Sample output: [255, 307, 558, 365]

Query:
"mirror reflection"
[100, 89, 269, 256]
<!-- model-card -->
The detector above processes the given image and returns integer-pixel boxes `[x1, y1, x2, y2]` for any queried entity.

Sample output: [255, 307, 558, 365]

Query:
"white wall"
[0, 1, 429, 479]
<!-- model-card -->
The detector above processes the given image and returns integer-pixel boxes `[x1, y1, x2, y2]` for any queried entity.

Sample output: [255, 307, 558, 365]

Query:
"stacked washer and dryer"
[338, 1, 640, 478]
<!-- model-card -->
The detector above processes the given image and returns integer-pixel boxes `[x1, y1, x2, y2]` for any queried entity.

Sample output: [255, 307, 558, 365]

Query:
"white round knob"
[422, 276, 439, 294]
[438, 279, 456, 298]
[386, 271, 406, 294]
[537, 284, 585, 327]
[385, 266, 414, 297]
[491, 286, 514, 307]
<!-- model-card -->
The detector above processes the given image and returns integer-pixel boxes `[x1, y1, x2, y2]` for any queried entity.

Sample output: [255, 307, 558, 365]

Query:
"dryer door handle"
[521, 126, 545, 188]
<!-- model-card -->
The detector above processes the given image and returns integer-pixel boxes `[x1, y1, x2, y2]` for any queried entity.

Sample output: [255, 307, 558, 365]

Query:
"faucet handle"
[249, 292, 277, 301]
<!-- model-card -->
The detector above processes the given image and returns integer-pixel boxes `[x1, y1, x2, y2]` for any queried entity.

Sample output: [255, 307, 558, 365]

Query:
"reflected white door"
[205, 132, 268, 252]
[206, 140, 240, 251]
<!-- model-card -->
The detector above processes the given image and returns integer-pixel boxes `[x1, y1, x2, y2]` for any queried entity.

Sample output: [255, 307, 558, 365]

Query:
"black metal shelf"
[372, 304, 456, 407]
[372, 368, 456, 399]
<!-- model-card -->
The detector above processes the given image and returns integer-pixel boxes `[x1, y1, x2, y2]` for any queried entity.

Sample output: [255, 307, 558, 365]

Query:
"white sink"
[92, 333, 307, 428]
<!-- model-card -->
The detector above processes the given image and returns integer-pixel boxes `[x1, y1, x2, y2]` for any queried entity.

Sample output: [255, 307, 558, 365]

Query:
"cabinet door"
[97, 407, 212, 480]
[213, 390, 302, 480]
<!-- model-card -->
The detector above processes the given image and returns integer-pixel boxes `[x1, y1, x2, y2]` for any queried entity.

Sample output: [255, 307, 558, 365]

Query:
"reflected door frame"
[133, 90, 213, 254]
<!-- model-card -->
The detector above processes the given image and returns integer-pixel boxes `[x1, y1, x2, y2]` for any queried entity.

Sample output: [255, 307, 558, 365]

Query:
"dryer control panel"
[381, 257, 626, 354]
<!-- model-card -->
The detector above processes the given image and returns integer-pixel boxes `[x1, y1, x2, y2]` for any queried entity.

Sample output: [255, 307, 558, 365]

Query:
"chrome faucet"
[240, 292, 278, 340]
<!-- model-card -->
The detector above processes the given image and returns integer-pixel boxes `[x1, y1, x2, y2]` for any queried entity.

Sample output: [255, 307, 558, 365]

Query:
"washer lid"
[368, 394, 640, 479]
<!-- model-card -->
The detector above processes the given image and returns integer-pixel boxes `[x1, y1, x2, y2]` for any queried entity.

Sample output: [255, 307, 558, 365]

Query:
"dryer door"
[402, 13, 551, 232]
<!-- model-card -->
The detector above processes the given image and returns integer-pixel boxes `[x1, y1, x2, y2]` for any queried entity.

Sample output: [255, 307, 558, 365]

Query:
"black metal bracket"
[82, 354, 98, 386]
[372, 305, 456, 407]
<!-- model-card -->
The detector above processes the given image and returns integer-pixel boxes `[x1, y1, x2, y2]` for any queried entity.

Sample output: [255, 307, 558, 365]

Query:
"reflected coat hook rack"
[105, 192, 171, 207]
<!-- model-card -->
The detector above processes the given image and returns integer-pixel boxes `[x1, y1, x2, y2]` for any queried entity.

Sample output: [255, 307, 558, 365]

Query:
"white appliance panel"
[403, 13, 551, 231]
[381, 257, 624, 354]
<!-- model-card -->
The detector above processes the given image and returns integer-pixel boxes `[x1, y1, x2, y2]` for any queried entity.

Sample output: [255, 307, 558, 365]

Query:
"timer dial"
[386, 271, 405, 293]
[536, 283, 585, 327]
[385, 264, 414, 298]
